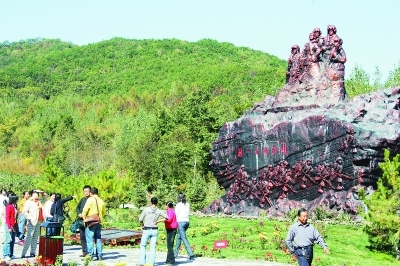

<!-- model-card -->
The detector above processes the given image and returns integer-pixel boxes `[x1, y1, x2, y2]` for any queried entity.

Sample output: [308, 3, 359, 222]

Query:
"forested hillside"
[0, 38, 288, 208]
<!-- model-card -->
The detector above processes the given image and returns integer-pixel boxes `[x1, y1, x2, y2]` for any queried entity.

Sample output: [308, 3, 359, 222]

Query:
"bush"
[311, 206, 335, 221]
[362, 149, 400, 256]
[185, 174, 208, 211]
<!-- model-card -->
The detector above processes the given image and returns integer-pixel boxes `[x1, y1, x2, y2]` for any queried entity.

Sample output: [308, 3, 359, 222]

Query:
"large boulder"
[204, 26, 400, 217]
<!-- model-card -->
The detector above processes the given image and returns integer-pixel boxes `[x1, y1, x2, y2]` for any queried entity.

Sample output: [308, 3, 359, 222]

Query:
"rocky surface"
[204, 26, 400, 217]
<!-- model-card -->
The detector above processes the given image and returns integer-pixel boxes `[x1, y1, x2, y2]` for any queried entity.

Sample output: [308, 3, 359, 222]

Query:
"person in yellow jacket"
[17, 191, 31, 245]
[82, 187, 106, 261]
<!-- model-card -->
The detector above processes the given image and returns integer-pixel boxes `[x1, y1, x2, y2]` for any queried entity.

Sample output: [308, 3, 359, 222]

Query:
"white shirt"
[0, 195, 7, 216]
[43, 200, 54, 219]
[175, 202, 190, 222]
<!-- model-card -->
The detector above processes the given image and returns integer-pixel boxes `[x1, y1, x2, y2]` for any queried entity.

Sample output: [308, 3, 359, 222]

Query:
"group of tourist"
[0, 189, 47, 261]
[0, 184, 329, 266]
[0, 185, 105, 262]
[138, 193, 195, 266]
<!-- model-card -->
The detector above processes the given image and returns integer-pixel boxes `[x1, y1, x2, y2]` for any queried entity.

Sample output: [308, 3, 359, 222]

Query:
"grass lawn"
[96, 209, 399, 266]
[157, 216, 398, 266]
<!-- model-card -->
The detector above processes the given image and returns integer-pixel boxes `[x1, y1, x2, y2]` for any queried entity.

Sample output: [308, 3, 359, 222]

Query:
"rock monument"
[204, 25, 400, 217]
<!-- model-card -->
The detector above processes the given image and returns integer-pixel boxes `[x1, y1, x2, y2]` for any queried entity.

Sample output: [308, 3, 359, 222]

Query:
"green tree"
[385, 61, 400, 88]
[345, 65, 376, 98]
[362, 150, 400, 256]
[185, 173, 208, 211]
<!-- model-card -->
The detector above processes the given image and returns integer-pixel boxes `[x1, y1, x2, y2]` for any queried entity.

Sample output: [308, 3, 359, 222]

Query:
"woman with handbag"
[3, 193, 18, 261]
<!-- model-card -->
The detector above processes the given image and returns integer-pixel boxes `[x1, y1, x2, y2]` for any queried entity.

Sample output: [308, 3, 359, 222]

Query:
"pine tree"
[362, 149, 400, 256]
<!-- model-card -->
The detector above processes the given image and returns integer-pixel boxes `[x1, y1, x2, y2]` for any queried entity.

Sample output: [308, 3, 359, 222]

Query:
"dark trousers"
[166, 229, 177, 264]
[294, 247, 313, 266]
[79, 226, 88, 255]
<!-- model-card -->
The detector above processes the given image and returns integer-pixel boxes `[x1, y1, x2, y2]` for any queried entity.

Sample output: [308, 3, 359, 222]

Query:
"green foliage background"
[0, 37, 399, 213]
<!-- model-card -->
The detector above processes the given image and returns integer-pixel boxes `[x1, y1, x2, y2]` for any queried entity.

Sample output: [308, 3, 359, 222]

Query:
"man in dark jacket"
[76, 185, 91, 257]
[50, 193, 76, 235]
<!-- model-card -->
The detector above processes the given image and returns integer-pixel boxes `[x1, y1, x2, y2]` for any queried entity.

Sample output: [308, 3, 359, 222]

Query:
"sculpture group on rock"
[286, 25, 346, 85]
[206, 23, 400, 218]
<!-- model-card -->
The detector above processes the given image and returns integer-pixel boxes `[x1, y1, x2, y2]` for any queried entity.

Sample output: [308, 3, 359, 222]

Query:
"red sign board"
[214, 240, 228, 249]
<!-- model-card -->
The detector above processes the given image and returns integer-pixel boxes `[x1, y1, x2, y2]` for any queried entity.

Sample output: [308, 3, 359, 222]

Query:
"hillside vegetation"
[0, 38, 285, 203]
[0, 37, 399, 209]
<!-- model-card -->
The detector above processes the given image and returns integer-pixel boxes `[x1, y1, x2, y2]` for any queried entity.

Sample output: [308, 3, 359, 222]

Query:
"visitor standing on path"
[43, 193, 55, 222]
[82, 187, 106, 261]
[0, 189, 8, 234]
[17, 191, 30, 245]
[3, 193, 18, 261]
[138, 197, 168, 266]
[156, 201, 177, 266]
[174, 193, 195, 261]
[50, 193, 76, 235]
[76, 185, 91, 257]
[21, 190, 45, 258]
[285, 208, 330, 266]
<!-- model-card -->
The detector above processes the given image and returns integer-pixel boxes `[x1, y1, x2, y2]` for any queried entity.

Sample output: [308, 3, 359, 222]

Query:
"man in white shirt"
[0, 188, 8, 233]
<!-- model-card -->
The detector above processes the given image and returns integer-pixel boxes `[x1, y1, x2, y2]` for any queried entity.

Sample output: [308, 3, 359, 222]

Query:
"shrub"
[362, 149, 400, 256]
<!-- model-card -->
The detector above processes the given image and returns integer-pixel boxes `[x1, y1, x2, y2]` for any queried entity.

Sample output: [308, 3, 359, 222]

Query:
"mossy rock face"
[207, 73, 400, 216]
[207, 28, 400, 217]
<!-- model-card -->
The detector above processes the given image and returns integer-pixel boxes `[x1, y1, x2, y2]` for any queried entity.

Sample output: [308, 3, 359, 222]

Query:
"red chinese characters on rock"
[239, 143, 288, 158]
[237, 147, 243, 158]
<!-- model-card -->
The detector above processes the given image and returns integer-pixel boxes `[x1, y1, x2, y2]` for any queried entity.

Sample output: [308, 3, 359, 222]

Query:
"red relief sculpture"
[340, 128, 357, 154]
[226, 156, 353, 208]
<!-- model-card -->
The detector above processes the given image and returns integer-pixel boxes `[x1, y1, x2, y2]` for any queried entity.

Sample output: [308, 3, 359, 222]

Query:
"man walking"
[138, 197, 168, 266]
[285, 208, 330, 266]
[76, 185, 91, 257]
[82, 187, 106, 261]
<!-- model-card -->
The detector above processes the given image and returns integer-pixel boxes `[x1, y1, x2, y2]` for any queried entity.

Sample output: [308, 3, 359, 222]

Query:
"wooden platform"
[101, 228, 142, 244]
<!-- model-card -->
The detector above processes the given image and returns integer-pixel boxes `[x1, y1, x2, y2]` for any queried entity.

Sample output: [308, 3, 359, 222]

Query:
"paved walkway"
[6, 243, 291, 266]
[0, 228, 290, 266]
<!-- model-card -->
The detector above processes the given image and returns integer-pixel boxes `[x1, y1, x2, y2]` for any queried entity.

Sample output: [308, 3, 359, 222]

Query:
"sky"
[1, 0, 399, 81]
